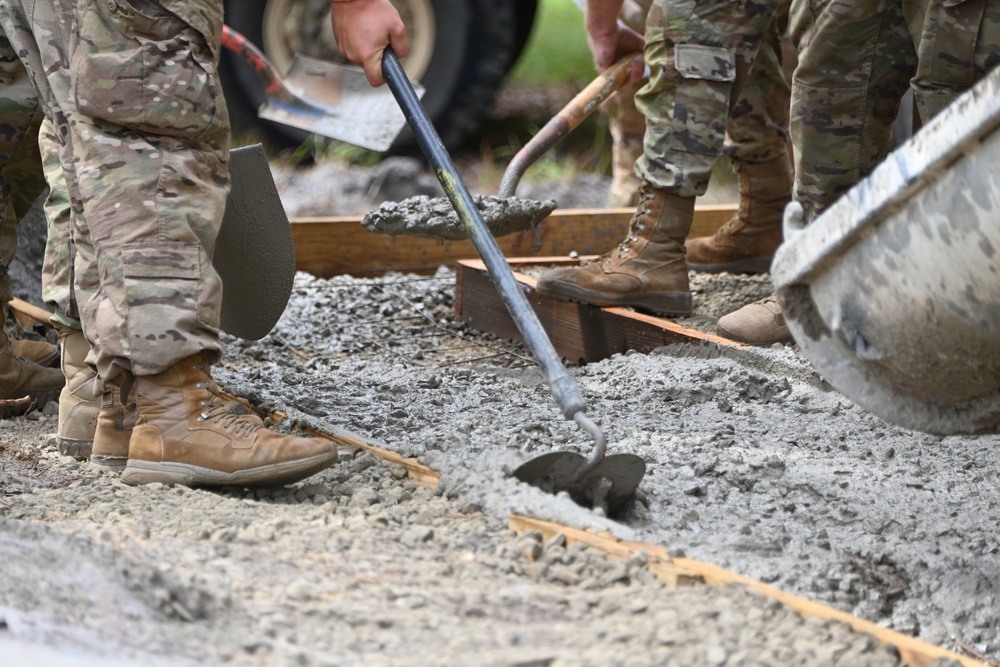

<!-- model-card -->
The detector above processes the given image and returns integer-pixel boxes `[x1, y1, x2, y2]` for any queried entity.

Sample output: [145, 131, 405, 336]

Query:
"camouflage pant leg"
[38, 117, 79, 328]
[789, 0, 925, 221]
[913, 0, 1000, 121]
[604, 77, 647, 206]
[0, 0, 231, 379]
[635, 0, 790, 197]
[0, 29, 45, 305]
[723, 1, 792, 165]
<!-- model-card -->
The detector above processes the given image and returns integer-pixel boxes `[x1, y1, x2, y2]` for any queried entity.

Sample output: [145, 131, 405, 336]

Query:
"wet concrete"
[361, 194, 557, 241]
[214, 268, 1000, 661]
[2, 161, 996, 664]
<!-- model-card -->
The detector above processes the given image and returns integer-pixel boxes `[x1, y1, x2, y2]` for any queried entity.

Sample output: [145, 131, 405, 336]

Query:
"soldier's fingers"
[364, 50, 385, 87]
[389, 21, 409, 59]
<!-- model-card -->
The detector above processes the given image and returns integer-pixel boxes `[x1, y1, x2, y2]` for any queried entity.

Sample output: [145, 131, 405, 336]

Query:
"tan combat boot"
[89, 377, 136, 472]
[717, 294, 792, 345]
[54, 325, 101, 459]
[536, 183, 695, 316]
[11, 338, 59, 367]
[91, 370, 252, 473]
[122, 354, 337, 487]
[685, 155, 793, 273]
[0, 305, 64, 418]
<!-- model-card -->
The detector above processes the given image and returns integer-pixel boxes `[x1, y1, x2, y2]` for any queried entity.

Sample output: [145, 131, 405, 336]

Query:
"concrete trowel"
[214, 144, 295, 341]
[380, 47, 646, 519]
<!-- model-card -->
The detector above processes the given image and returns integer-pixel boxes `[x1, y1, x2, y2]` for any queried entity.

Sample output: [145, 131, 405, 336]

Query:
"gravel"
[1, 157, 995, 666]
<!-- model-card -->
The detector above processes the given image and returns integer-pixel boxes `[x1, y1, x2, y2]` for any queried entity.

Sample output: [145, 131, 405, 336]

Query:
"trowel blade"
[513, 451, 646, 519]
[258, 54, 425, 152]
[215, 144, 295, 340]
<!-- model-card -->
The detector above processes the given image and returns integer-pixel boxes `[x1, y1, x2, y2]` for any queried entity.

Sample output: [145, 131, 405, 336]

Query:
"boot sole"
[90, 456, 128, 473]
[57, 437, 94, 461]
[537, 283, 693, 317]
[686, 256, 774, 274]
[716, 323, 792, 346]
[121, 452, 338, 488]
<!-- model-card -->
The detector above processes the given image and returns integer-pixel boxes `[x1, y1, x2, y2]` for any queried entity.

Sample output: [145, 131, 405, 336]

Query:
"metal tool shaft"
[382, 47, 606, 477]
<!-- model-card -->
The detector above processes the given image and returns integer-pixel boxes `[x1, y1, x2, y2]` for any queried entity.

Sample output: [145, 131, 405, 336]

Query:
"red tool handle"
[221, 25, 284, 97]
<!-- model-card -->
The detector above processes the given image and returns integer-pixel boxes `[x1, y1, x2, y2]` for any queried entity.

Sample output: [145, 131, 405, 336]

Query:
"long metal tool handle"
[381, 47, 607, 476]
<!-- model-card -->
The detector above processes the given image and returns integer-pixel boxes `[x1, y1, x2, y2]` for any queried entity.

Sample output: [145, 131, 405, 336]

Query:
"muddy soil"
[2, 159, 997, 665]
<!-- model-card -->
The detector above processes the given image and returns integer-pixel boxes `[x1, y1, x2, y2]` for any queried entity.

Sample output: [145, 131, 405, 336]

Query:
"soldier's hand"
[330, 0, 409, 87]
[588, 25, 644, 74]
[585, 0, 645, 73]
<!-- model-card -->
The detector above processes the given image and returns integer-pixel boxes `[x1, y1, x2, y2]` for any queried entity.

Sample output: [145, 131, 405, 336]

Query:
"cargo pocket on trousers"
[121, 242, 207, 359]
[669, 43, 737, 155]
[71, 0, 221, 139]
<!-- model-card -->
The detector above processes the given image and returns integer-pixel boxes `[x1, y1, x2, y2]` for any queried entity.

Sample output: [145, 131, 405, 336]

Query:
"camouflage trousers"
[790, 0, 1000, 220]
[0, 33, 45, 308]
[0, 0, 231, 380]
[608, 0, 792, 199]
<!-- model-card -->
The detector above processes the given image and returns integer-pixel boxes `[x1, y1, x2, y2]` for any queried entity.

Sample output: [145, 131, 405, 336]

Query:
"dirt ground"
[2, 160, 998, 666]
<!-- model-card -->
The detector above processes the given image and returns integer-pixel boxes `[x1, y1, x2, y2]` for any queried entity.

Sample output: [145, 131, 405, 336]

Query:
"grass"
[508, 0, 596, 86]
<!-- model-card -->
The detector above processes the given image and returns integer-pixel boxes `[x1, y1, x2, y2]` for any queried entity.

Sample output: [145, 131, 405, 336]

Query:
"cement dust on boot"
[122, 355, 337, 487]
[536, 184, 695, 316]
[685, 156, 792, 274]
[717, 294, 791, 345]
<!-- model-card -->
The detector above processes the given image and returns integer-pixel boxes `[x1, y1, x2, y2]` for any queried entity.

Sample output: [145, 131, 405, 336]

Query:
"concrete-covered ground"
[2, 161, 996, 665]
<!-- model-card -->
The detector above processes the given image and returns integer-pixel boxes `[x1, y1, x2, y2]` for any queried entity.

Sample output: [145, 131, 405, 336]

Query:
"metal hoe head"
[513, 452, 646, 519]
[259, 54, 425, 153]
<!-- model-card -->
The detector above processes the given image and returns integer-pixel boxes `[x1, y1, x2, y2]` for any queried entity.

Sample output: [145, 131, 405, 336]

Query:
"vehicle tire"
[220, 0, 532, 151]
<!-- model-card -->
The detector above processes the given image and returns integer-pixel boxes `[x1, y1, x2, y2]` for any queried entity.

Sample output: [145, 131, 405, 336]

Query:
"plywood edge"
[508, 514, 983, 667]
[289, 205, 736, 277]
[296, 421, 439, 490]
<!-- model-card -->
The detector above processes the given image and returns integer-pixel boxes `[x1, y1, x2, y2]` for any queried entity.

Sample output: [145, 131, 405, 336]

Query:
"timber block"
[454, 258, 742, 364]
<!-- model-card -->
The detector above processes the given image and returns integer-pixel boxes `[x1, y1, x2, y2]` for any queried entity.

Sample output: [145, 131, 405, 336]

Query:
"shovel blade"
[258, 54, 425, 152]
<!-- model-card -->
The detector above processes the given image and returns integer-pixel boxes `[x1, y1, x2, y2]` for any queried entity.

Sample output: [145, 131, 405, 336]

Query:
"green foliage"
[509, 0, 595, 86]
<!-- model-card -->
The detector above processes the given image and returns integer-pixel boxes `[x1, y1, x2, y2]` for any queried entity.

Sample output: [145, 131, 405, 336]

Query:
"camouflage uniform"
[717, 0, 1000, 344]
[607, 0, 792, 200]
[0, 0, 230, 381]
[0, 32, 45, 308]
[38, 117, 79, 330]
[790, 0, 1000, 221]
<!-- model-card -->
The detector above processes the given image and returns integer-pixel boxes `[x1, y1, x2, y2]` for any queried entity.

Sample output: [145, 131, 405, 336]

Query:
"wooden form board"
[509, 515, 984, 667]
[289, 204, 736, 278]
[454, 257, 743, 364]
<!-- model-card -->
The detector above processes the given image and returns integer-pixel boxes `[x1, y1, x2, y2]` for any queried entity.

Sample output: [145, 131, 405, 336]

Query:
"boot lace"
[192, 361, 262, 439]
[611, 184, 657, 258]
